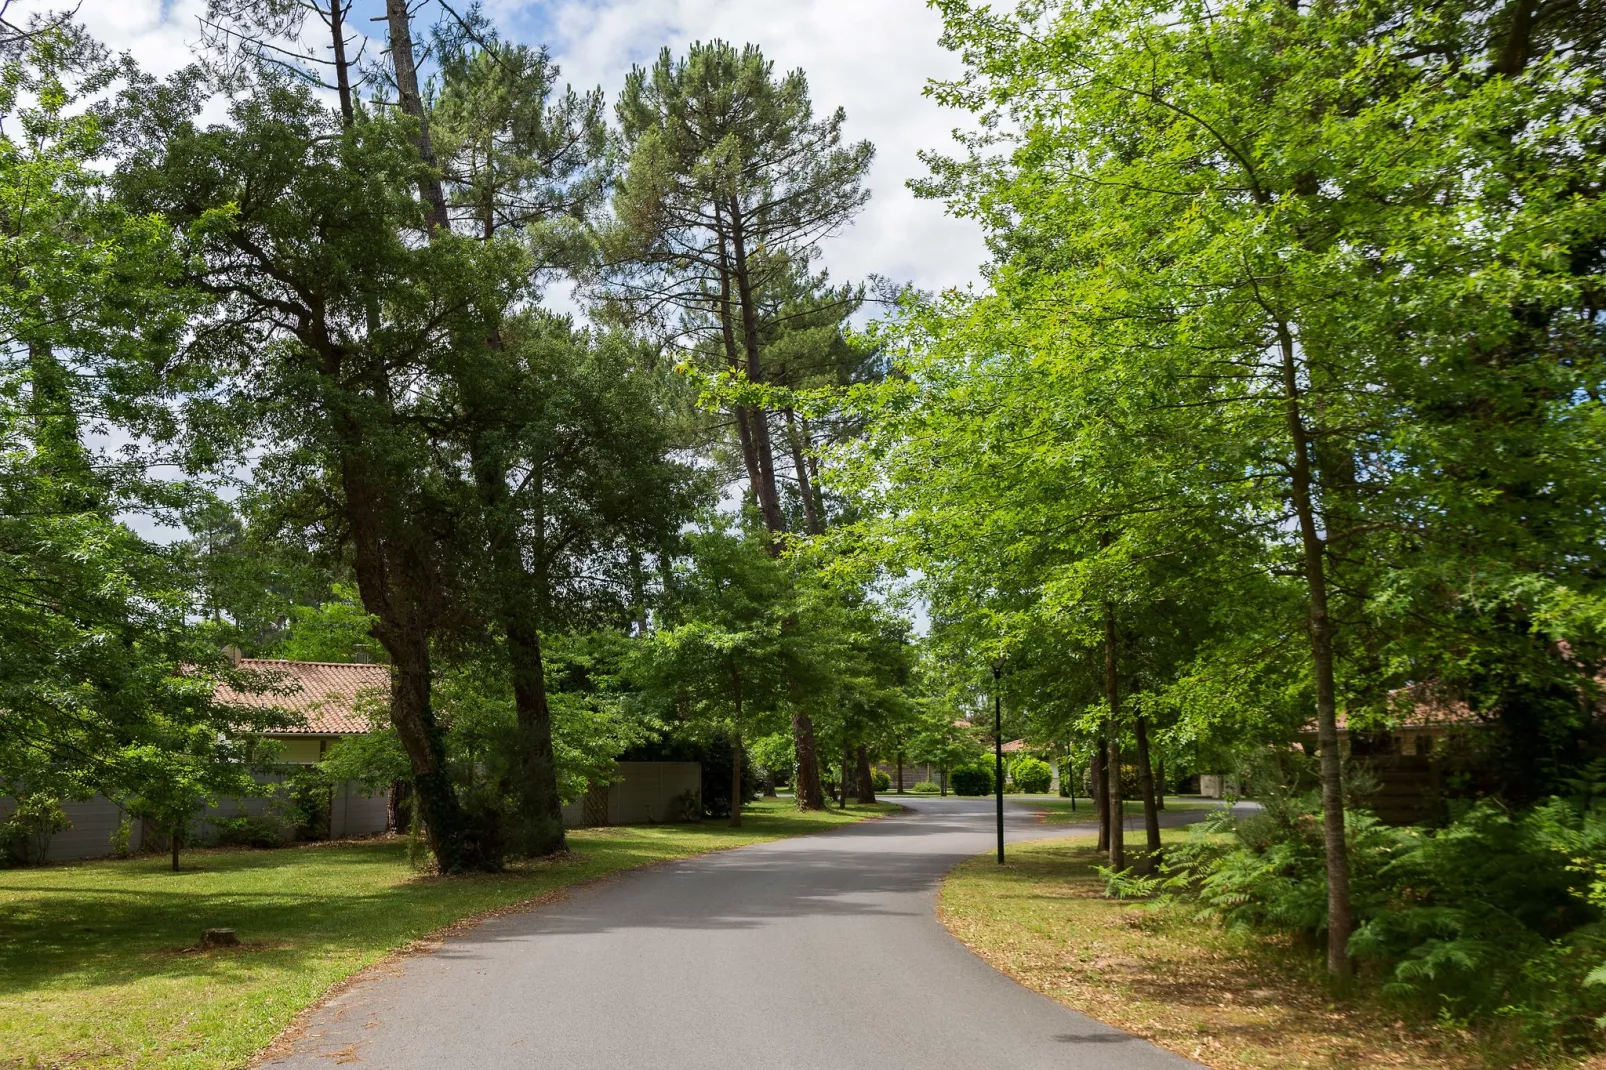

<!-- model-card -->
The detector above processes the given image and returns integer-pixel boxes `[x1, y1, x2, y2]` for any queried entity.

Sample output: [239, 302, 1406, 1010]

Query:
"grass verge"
[0, 797, 897, 1070]
[1016, 796, 1221, 825]
[938, 829, 1546, 1070]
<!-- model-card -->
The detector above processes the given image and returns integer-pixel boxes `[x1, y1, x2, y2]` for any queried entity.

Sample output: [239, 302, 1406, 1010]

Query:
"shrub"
[1011, 756, 1052, 794]
[1162, 784, 1606, 1056]
[213, 815, 289, 848]
[911, 780, 941, 794]
[871, 770, 892, 792]
[950, 763, 995, 797]
[1, 796, 69, 866]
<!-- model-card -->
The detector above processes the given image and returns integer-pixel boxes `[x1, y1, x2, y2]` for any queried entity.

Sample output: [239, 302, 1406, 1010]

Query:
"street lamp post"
[993, 662, 1004, 864]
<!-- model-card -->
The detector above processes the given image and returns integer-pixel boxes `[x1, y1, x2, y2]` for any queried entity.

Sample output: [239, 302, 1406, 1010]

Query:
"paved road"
[264, 797, 1209, 1070]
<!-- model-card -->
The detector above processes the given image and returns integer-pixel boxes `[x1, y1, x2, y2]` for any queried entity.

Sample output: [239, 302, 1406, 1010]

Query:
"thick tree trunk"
[337, 413, 496, 872]
[1276, 321, 1353, 977]
[1134, 713, 1162, 868]
[384, 620, 499, 871]
[855, 745, 876, 803]
[791, 706, 826, 810]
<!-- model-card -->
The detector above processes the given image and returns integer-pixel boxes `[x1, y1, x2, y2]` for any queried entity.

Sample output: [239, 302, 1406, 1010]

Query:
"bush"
[950, 763, 995, 797]
[1162, 782, 1606, 1056]
[213, 815, 289, 848]
[1011, 756, 1052, 794]
[1, 796, 69, 866]
[911, 780, 941, 794]
[871, 770, 892, 791]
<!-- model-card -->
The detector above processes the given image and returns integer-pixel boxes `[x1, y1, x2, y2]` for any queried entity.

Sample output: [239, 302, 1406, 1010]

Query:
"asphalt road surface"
[263, 797, 1211, 1070]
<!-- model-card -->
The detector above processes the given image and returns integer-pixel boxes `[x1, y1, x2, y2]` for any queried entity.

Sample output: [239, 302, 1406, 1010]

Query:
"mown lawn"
[1015, 796, 1221, 825]
[939, 831, 1550, 1070]
[0, 798, 897, 1070]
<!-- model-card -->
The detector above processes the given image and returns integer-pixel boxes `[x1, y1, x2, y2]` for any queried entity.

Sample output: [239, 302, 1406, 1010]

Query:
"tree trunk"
[786, 408, 824, 535]
[895, 748, 905, 794]
[840, 742, 853, 809]
[383, 0, 448, 231]
[464, 410, 566, 858]
[719, 206, 827, 812]
[1156, 756, 1166, 809]
[855, 745, 876, 804]
[726, 197, 786, 535]
[326, 0, 354, 125]
[170, 824, 180, 872]
[791, 705, 826, 810]
[729, 731, 743, 828]
[1276, 320, 1353, 977]
[337, 412, 495, 872]
[1102, 588, 1125, 874]
[1134, 713, 1162, 869]
[713, 215, 769, 517]
[1093, 749, 1109, 851]
[385, 0, 565, 860]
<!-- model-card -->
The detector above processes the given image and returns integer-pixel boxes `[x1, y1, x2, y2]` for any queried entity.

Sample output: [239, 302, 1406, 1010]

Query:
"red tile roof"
[216, 659, 389, 735]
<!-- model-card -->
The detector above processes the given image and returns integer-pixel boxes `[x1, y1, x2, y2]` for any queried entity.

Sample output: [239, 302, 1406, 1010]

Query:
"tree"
[631, 520, 796, 827]
[605, 41, 878, 810]
[905, 0, 1606, 973]
[0, 32, 288, 831]
[115, 75, 503, 872]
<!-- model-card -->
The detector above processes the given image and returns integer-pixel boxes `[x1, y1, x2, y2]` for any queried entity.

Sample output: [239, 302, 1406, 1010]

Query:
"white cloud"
[75, 0, 987, 296]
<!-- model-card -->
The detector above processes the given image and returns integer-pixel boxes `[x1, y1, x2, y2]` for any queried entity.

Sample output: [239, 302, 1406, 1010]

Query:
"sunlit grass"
[0, 797, 897, 1070]
[939, 832, 1548, 1069]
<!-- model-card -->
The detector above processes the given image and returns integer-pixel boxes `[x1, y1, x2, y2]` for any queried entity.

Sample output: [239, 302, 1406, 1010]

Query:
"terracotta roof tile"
[216, 659, 389, 735]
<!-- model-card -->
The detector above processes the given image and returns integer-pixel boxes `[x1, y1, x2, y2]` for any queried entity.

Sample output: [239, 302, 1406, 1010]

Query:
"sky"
[74, 0, 990, 298]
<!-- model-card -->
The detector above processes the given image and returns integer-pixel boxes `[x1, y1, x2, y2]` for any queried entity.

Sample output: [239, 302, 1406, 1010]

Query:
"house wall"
[561, 762, 702, 827]
[0, 796, 143, 863]
[1, 774, 390, 863]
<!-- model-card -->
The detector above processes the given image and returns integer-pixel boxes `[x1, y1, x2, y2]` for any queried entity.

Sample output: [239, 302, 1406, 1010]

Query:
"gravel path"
[262, 796, 1212, 1070]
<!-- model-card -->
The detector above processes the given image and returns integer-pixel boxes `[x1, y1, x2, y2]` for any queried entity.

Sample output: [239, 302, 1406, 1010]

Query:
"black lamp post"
[992, 661, 1004, 864]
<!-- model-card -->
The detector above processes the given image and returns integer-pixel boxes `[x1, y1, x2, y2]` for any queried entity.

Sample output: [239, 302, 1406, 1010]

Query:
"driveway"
[262, 796, 1209, 1069]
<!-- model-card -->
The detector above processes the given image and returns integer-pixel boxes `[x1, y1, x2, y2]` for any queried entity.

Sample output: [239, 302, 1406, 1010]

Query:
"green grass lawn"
[1010, 795, 1221, 825]
[0, 798, 897, 1070]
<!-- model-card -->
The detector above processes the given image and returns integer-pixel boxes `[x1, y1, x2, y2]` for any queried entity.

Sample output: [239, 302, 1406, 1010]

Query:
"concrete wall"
[1, 777, 390, 864]
[561, 761, 703, 827]
[1198, 775, 1241, 799]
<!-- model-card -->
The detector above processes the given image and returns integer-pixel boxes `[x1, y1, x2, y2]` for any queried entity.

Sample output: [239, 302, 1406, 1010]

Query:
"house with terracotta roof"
[6, 655, 703, 862]
[2, 658, 396, 864]
[219, 657, 391, 765]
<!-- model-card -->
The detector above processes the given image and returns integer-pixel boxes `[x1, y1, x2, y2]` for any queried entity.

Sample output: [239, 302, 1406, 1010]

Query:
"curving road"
[262, 797, 1206, 1070]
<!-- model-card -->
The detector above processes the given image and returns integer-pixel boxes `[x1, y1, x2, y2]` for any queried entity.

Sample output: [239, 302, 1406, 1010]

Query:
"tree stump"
[200, 928, 239, 949]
